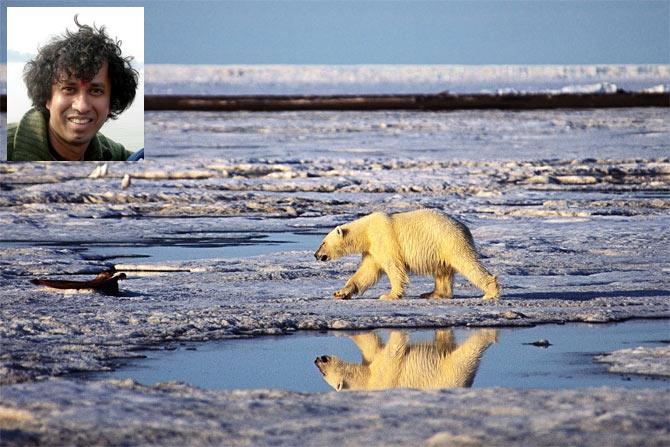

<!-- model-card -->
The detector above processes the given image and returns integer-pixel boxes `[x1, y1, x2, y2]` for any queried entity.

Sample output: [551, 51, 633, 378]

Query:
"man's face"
[46, 61, 111, 151]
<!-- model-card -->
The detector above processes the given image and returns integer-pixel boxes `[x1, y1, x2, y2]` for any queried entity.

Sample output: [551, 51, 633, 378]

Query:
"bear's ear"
[337, 227, 349, 238]
[336, 380, 345, 391]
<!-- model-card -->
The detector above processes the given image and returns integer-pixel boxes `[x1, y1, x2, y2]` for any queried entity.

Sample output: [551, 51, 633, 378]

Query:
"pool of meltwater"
[1, 232, 324, 263]
[83, 232, 324, 262]
[88, 319, 669, 392]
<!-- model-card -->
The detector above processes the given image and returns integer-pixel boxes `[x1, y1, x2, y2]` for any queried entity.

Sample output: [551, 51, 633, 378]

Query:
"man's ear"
[45, 99, 51, 111]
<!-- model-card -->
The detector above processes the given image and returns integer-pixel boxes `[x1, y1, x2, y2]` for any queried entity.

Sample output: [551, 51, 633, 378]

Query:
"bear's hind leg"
[350, 333, 383, 364]
[482, 276, 501, 300]
[434, 329, 457, 354]
[420, 266, 454, 299]
[451, 256, 501, 300]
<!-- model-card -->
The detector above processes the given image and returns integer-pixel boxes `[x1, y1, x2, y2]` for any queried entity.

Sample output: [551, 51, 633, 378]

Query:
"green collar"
[10, 109, 116, 161]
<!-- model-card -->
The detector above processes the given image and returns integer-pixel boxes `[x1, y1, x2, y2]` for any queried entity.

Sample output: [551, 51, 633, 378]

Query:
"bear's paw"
[333, 289, 353, 300]
[419, 291, 453, 300]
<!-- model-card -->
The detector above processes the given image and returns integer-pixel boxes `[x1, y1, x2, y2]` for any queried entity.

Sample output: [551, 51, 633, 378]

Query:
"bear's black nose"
[317, 355, 330, 363]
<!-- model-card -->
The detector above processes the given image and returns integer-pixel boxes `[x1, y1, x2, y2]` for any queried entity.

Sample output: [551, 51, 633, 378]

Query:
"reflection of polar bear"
[315, 329, 497, 391]
[314, 209, 501, 300]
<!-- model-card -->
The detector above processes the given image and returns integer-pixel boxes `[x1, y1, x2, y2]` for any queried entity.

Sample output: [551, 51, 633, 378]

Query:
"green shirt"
[7, 109, 132, 161]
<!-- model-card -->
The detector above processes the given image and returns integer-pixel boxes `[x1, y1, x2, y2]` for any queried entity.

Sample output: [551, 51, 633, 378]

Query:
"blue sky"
[2, 0, 669, 64]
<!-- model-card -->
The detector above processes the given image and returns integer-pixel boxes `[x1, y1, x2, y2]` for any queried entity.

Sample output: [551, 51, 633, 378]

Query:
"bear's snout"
[314, 355, 330, 375]
[314, 244, 329, 261]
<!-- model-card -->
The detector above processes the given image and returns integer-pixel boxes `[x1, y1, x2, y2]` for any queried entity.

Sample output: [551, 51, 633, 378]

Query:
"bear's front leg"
[334, 255, 381, 300]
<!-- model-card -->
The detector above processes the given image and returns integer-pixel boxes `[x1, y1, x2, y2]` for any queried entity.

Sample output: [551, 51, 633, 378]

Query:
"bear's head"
[314, 226, 350, 261]
[314, 355, 367, 391]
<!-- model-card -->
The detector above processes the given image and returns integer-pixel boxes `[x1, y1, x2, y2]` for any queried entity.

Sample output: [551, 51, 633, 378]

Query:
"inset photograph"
[6, 7, 144, 161]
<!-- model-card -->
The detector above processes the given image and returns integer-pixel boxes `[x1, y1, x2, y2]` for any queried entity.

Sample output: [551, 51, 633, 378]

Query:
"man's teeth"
[68, 117, 92, 124]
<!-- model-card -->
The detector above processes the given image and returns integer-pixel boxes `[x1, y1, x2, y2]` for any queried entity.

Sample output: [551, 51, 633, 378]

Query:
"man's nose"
[72, 92, 92, 113]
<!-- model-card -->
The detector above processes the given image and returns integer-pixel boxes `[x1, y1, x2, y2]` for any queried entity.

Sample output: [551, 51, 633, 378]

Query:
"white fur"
[315, 209, 501, 300]
[315, 329, 498, 391]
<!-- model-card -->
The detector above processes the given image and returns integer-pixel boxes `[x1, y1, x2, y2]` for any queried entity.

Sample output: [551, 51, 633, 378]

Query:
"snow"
[145, 108, 669, 161]
[1, 380, 668, 446]
[1, 142, 669, 385]
[595, 346, 670, 377]
[1, 100, 669, 445]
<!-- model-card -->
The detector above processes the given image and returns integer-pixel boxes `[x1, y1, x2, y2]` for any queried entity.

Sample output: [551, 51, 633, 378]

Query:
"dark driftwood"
[1, 92, 667, 113]
[31, 270, 127, 295]
[143, 92, 669, 112]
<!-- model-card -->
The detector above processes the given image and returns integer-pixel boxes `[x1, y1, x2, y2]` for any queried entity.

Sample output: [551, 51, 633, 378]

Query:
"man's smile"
[66, 116, 95, 126]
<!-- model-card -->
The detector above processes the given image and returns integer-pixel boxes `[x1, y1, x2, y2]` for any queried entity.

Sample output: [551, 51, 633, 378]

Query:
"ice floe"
[1, 103, 668, 446]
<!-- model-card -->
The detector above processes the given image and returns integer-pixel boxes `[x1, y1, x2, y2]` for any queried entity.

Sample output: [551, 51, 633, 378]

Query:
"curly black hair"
[23, 15, 138, 120]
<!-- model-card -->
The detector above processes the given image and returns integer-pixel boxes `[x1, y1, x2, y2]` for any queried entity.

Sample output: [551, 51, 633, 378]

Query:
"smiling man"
[7, 17, 139, 161]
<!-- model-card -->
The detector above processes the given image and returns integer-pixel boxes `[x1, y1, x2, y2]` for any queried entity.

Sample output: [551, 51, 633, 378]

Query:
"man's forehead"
[54, 62, 109, 85]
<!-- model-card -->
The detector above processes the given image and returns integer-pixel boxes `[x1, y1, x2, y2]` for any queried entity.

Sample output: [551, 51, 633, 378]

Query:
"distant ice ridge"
[491, 82, 625, 95]
[558, 82, 620, 94]
[145, 64, 670, 95]
[556, 82, 667, 94]
[642, 84, 670, 93]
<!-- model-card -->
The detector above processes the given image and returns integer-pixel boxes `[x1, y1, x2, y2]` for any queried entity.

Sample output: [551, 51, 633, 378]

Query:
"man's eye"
[62, 87, 75, 93]
[90, 88, 105, 96]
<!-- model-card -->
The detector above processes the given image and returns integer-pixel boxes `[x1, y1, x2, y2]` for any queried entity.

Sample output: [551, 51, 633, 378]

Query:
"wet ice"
[1, 106, 669, 446]
[89, 321, 670, 392]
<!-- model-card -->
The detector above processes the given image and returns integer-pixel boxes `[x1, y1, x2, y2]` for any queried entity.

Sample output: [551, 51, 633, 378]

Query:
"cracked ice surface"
[1, 108, 669, 445]
[1, 379, 668, 447]
[595, 346, 670, 378]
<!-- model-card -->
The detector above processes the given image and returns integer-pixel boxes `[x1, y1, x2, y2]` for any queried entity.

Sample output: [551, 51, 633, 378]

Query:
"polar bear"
[314, 329, 497, 391]
[314, 209, 501, 300]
